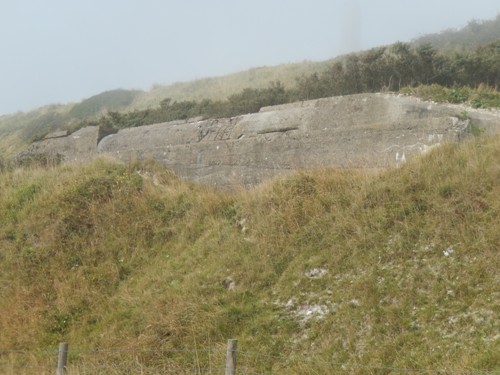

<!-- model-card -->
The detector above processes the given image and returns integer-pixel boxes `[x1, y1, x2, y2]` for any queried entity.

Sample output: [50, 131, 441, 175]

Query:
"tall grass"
[0, 135, 499, 373]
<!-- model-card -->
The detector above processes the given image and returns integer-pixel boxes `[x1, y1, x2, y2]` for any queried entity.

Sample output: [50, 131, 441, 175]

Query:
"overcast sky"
[1, 0, 499, 115]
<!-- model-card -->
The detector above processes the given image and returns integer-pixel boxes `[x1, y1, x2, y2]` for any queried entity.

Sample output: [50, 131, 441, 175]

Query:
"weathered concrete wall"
[17, 126, 101, 163]
[18, 93, 500, 187]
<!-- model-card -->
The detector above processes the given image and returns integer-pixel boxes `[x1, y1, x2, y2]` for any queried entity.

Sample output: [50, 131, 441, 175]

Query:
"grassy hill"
[129, 60, 332, 110]
[1, 134, 498, 373]
[68, 89, 144, 119]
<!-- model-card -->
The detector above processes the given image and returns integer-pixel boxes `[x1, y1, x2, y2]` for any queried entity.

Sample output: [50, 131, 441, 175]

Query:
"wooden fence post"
[56, 342, 68, 375]
[225, 339, 237, 375]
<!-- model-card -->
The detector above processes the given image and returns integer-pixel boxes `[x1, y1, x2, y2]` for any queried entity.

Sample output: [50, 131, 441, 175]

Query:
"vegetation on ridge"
[1, 134, 499, 373]
[414, 14, 500, 51]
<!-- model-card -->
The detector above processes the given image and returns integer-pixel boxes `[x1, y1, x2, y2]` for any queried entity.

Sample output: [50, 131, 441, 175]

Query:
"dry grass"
[130, 60, 331, 110]
[1, 136, 499, 374]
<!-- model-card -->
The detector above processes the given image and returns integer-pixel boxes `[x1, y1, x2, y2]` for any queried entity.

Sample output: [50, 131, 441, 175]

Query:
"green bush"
[447, 87, 470, 103]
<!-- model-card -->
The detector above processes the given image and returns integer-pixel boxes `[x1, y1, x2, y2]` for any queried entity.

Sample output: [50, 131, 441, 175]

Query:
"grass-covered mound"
[0, 135, 499, 374]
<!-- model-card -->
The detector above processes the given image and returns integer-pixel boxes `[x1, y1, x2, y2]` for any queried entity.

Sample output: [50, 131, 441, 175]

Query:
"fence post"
[56, 342, 68, 375]
[225, 339, 237, 375]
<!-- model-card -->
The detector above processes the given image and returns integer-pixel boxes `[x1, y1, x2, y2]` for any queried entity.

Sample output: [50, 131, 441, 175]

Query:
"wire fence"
[1, 340, 498, 375]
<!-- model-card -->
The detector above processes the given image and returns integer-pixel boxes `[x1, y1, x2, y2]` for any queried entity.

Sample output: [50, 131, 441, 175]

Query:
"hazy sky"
[1, 0, 499, 115]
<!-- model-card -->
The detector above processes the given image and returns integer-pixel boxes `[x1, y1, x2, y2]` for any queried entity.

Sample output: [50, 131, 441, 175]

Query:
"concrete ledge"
[17, 94, 500, 188]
